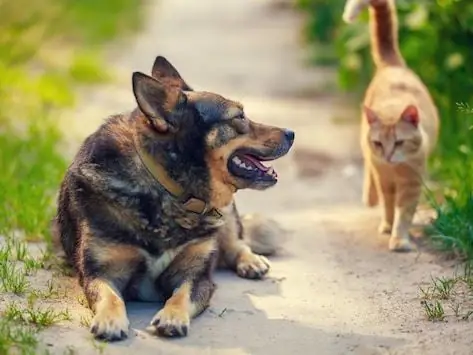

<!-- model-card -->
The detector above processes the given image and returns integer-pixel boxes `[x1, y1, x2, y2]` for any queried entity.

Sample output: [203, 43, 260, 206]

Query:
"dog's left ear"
[151, 56, 193, 91]
[132, 72, 187, 133]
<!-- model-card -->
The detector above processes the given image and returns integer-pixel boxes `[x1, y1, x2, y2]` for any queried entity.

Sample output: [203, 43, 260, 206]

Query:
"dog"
[53, 56, 295, 341]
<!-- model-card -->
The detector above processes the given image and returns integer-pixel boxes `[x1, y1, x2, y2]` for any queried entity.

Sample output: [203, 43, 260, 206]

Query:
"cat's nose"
[385, 152, 394, 162]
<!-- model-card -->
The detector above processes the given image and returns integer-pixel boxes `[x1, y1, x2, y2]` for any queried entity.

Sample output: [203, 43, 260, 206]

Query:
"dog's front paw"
[90, 310, 129, 341]
[151, 306, 190, 337]
[236, 252, 270, 279]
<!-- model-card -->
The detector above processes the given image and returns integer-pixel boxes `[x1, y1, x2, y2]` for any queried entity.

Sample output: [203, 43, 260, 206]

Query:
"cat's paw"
[389, 236, 416, 252]
[378, 221, 392, 234]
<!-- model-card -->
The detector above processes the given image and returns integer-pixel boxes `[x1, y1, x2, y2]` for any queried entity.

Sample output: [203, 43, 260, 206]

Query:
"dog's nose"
[284, 129, 295, 144]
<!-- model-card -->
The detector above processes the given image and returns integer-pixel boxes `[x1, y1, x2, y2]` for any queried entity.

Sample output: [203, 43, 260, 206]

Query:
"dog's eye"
[394, 140, 404, 147]
[234, 113, 246, 120]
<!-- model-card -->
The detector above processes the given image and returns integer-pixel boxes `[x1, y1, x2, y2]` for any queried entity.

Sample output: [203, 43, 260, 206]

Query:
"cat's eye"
[373, 141, 382, 148]
[394, 140, 404, 147]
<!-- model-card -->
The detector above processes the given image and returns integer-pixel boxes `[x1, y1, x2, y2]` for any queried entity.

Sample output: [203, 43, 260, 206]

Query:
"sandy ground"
[38, 0, 473, 354]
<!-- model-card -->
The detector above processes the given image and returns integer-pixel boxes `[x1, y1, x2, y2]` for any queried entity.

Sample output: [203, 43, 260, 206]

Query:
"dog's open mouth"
[228, 151, 278, 181]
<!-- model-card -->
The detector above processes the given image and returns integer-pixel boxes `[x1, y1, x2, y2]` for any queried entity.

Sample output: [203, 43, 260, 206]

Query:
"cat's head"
[364, 104, 422, 163]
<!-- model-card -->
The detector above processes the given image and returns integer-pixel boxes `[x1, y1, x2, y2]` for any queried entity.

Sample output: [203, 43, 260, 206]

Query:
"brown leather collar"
[135, 146, 222, 219]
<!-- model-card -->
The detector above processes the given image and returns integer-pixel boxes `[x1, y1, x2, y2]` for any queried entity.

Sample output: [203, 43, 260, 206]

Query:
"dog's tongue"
[242, 154, 270, 172]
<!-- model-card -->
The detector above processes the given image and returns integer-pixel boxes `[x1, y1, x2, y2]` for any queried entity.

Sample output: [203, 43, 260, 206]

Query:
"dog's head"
[132, 56, 295, 207]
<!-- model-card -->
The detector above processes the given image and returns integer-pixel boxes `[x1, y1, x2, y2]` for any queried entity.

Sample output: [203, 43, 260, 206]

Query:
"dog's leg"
[217, 206, 270, 279]
[150, 238, 217, 337]
[150, 278, 215, 337]
[81, 241, 142, 341]
[220, 235, 270, 279]
[86, 278, 130, 341]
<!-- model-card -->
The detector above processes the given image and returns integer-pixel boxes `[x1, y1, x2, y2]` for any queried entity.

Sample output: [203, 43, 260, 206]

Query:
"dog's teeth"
[234, 158, 255, 171]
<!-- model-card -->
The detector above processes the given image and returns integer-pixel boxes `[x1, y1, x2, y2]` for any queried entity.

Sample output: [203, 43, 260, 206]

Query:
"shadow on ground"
[92, 270, 406, 355]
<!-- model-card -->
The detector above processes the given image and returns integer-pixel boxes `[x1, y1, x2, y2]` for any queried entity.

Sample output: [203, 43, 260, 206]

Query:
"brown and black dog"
[53, 56, 294, 341]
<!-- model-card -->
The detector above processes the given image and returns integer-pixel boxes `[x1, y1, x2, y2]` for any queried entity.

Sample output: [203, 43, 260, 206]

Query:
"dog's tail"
[342, 0, 405, 68]
[240, 214, 289, 256]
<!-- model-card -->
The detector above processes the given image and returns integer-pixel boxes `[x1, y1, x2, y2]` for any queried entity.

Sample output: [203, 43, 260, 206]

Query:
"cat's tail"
[342, 0, 405, 68]
[241, 214, 289, 256]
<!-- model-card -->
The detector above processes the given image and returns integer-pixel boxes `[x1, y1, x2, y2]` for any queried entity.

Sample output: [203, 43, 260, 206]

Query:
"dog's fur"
[53, 56, 294, 341]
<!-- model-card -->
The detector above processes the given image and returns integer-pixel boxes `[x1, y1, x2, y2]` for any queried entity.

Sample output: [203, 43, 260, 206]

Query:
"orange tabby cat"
[343, 0, 439, 251]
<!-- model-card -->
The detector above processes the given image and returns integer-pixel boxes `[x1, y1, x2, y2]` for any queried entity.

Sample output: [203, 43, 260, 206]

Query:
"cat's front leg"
[390, 177, 421, 252]
[374, 173, 395, 235]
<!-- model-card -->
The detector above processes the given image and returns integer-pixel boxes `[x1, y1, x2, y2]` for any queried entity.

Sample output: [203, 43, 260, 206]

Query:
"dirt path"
[51, 0, 472, 354]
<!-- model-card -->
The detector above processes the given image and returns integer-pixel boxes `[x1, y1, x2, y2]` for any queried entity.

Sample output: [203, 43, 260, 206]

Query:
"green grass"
[421, 300, 446, 322]
[0, 261, 30, 295]
[0, 240, 57, 296]
[420, 273, 473, 322]
[3, 301, 71, 329]
[0, 120, 67, 242]
[424, 105, 473, 261]
[0, 298, 71, 354]
[0, 320, 38, 355]
[418, 104, 473, 323]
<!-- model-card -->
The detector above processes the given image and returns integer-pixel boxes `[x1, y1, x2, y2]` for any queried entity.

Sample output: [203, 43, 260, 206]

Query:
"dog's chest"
[133, 244, 187, 302]
[143, 246, 185, 279]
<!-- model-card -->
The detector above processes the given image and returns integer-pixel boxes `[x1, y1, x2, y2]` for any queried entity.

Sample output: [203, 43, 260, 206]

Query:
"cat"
[343, 0, 439, 251]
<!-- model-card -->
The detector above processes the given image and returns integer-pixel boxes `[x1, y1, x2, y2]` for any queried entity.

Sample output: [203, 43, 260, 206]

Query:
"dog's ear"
[132, 72, 187, 133]
[151, 56, 193, 91]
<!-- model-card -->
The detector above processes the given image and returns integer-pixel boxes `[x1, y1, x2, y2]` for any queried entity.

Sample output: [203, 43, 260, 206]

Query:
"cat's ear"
[401, 105, 419, 127]
[363, 106, 378, 125]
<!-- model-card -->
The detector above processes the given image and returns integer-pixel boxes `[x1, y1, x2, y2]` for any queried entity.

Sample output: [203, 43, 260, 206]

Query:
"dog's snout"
[283, 129, 295, 144]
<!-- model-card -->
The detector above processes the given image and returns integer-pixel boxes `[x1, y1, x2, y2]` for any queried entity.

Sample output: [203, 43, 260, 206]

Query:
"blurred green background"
[0, 0, 144, 243]
[297, 0, 473, 260]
